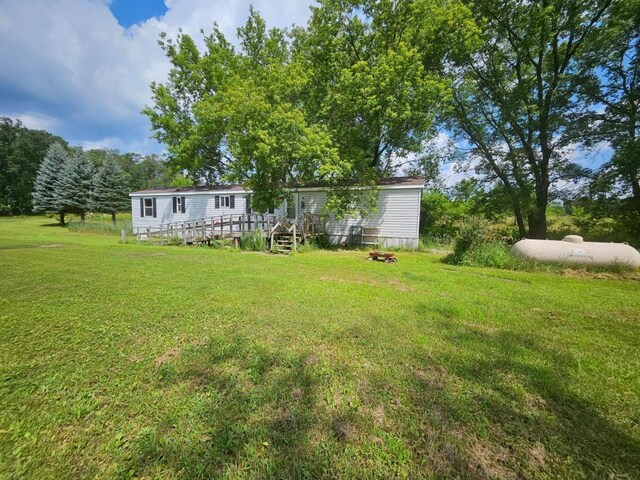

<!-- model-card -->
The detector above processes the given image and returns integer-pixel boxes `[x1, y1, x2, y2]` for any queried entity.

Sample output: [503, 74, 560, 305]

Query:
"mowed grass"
[1, 217, 639, 479]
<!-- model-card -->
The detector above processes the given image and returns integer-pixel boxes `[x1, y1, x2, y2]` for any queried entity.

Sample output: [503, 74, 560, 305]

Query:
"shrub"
[445, 216, 519, 268]
[451, 216, 494, 260]
[167, 235, 183, 246]
[419, 190, 469, 238]
[240, 230, 267, 251]
[456, 241, 515, 269]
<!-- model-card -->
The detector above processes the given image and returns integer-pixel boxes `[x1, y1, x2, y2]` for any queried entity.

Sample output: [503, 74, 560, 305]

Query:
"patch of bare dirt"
[155, 348, 180, 366]
[468, 442, 517, 480]
[304, 355, 318, 366]
[370, 406, 385, 425]
[332, 420, 357, 441]
[127, 353, 142, 363]
[387, 277, 413, 292]
[414, 366, 448, 391]
[318, 275, 413, 292]
[40, 244, 62, 248]
[563, 268, 640, 281]
[529, 441, 547, 468]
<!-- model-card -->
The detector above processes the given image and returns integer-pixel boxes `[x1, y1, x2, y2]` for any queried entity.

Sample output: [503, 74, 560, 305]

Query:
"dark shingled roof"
[130, 176, 424, 195]
[130, 184, 246, 195]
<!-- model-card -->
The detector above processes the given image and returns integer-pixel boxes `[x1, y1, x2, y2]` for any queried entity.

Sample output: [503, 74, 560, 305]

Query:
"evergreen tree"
[93, 157, 130, 224]
[59, 152, 94, 223]
[32, 143, 69, 225]
[1, 117, 67, 214]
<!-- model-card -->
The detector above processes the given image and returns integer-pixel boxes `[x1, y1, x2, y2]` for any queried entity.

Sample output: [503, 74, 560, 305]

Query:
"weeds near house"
[240, 230, 267, 251]
[67, 216, 133, 235]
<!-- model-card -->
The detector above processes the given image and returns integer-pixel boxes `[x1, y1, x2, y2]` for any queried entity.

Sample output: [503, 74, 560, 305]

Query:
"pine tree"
[32, 143, 69, 225]
[93, 157, 130, 224]
[59, 152, 94, 223]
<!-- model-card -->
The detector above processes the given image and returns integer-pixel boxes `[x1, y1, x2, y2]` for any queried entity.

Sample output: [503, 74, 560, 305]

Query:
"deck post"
[293, 224, 297, 253]
[182, 223, 186, 245]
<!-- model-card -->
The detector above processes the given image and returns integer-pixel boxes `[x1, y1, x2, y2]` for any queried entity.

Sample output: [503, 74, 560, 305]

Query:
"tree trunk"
[630, 172, 640, 218]
[512, 201, 527, 239]
[59, 212, 65, 226]
[528, 205, 548, 239]
[80, 211, 85, 224]
[111, 212, 117, 225]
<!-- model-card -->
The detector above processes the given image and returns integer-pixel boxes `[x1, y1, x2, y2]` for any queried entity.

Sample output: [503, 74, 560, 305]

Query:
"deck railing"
[137, 212, 324, 245]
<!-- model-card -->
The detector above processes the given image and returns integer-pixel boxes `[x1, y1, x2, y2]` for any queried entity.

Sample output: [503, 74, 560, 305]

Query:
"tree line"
[0, 117, 186, 220]
[144, 0, 638, 240]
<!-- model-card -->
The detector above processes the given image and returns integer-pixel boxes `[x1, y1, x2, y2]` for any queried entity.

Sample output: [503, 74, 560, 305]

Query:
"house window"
[140, 197, 156, 218]
[173, 196, 186, 213]
[144, 198, 153, 216]
[215, 195, 235, 209]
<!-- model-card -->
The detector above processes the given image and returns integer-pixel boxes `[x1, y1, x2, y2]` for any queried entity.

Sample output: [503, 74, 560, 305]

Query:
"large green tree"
[144, 8, 345, 213]
[93, 156, 131, 224]
[59, 151, 94, 223]
[580, 0, 640, 222]
[447, 0, 614, 239]
[298, 0, 477, 175]
[144, 1, 478, 215]
[32, 143, 69, 225]
[0, 117, 66, 214]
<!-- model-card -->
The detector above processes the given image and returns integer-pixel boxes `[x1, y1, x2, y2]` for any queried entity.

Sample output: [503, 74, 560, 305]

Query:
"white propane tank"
[511, 235, 640, 268]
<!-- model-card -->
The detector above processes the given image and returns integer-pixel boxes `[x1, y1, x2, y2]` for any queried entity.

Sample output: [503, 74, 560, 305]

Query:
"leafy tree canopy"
[0, 117, 67, 214]
[143, 1, 479, 215]
[446, 0, 614, 238]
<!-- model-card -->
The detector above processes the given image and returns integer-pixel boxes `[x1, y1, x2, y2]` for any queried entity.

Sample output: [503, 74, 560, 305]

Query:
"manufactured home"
[130, 176, 424, 248]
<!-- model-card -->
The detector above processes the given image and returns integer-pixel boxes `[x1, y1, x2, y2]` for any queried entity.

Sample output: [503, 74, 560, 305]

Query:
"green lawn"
[1, 217, 639, 479]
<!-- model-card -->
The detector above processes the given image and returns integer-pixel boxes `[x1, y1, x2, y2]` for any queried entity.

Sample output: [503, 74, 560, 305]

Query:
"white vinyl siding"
[131, 192, 248, 231]
[297, 187, 421, 248]
[130, 186, 421, 247]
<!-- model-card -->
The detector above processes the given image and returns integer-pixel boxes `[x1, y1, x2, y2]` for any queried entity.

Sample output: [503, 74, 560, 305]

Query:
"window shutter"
[140, 198, 144, 218]
[215, 195, 220, 208]
[152, 197, 157, 218]
[173, 197, 177, 214]
[230, 195, 235, 209]
[181, 196, 186, 213]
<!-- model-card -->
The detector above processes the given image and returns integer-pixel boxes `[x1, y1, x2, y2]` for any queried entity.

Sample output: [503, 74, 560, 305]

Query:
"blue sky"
[0, 0, 611, 177]
[109, 0, 168, 28]
[0, 0, 313, 154]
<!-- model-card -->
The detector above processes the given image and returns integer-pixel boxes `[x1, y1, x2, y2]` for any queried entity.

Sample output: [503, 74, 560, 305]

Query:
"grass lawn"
[1, 216, 639, 479]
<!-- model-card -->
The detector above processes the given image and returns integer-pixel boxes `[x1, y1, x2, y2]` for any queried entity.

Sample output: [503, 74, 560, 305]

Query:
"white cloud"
[0, 0, 314, 153]
[0, 111, 62, 131]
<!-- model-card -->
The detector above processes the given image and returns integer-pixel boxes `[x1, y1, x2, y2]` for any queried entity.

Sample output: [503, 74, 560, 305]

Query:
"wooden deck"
[136, 213, 324, 253]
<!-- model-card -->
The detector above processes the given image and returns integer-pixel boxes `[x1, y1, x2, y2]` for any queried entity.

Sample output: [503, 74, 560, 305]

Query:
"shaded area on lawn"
[120, 333, 408, 478]
[118, 323, 640, 479]
[402, 319, 640, 478]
